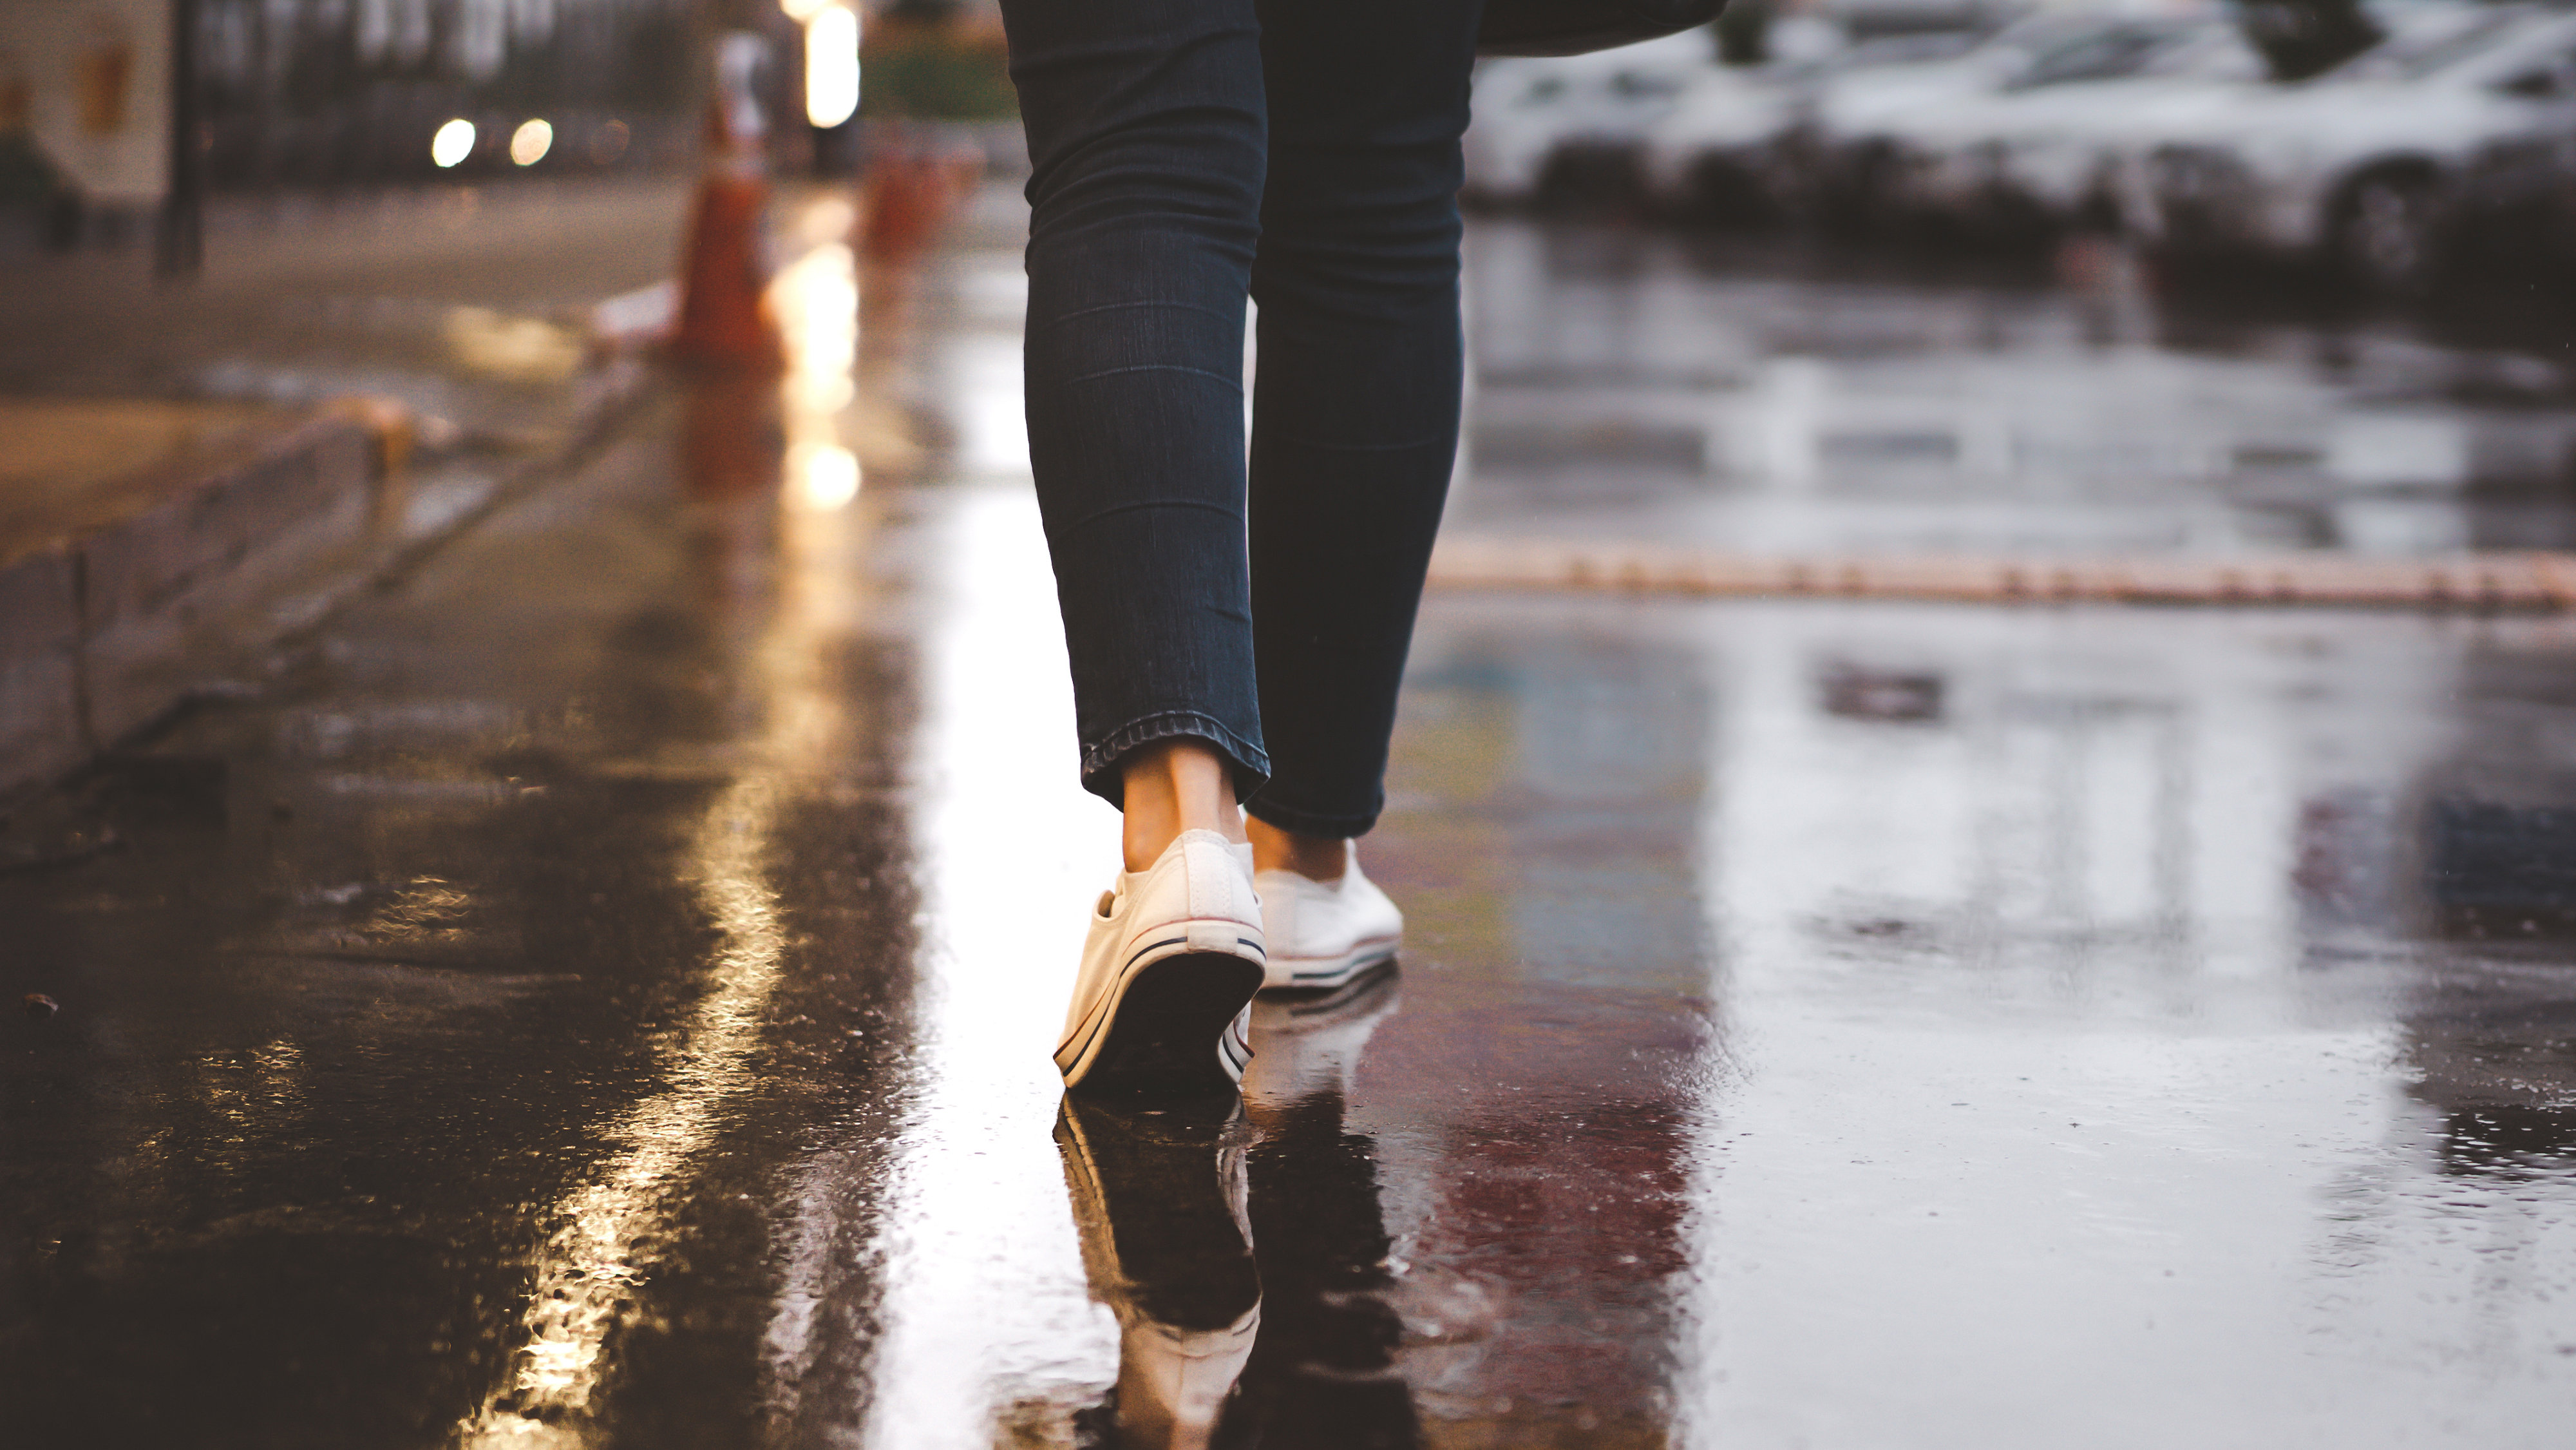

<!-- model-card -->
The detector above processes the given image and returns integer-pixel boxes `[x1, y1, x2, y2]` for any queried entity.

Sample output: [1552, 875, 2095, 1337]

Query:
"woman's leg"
[1001, 0, 1271, 846]
[1242, 0, 1483, 851]
[1120, 740, 1242, 873]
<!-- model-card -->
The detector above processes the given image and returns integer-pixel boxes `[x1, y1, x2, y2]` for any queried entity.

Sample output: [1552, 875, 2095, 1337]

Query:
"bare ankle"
[1119, 740, 1244, 872]
[1246, 815, 1347, 881]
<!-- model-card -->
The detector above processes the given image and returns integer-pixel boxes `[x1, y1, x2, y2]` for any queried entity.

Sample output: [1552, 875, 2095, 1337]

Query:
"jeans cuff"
[1244, 790, 1382, 840]
[1081, 711, 1272, 809]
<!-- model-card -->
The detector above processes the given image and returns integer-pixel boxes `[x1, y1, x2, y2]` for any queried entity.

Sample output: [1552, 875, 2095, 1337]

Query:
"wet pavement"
[0, 176, 696, 441]
[5, 191, 2576, 1448]
[1458, 224, 2576, 556]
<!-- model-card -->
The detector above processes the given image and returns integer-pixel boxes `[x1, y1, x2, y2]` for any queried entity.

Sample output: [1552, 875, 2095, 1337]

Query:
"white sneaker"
[1057, 828, 1267, 1094]
[1253, 845, 1403, 992]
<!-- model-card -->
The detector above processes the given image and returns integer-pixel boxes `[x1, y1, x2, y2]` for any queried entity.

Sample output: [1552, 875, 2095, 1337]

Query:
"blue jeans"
[1001, 0, 1480, 839]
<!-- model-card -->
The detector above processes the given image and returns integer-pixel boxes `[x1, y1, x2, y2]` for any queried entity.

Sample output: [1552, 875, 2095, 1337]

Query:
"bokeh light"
[772, 231, 862, 509]
[430, 119, 477, 169]
[509, 119, 553, 167]
[789, 443, 861, 511]
[805, 6, 860, 129]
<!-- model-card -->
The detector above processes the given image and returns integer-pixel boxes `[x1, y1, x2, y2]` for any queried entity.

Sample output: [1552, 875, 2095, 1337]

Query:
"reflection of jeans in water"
[999, 0, 1481, 837]
[1227, 1092, 1421, 1447]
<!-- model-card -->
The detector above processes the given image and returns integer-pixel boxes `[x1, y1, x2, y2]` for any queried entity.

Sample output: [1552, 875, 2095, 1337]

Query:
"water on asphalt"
[1457, 222, 2576, 555]
[3, 195, 2575, 1449]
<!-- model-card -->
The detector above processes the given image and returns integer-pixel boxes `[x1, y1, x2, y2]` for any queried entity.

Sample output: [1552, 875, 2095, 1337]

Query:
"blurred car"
[1880, 19, 2268, 238]
[1636, 28, 1979, 222]
[1636, 59, 1812, 218]
[1790, 10, 2167, 229]
[2143, 5, 2576, 291]
[1462, 31, 1718, 207]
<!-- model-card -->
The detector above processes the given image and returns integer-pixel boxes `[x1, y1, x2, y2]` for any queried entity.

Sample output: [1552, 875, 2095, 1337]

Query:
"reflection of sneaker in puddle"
[1255, 846, 1401, 992]
[1055, 1097, 1262, 1447]
[1241, 964, 1400, 1106]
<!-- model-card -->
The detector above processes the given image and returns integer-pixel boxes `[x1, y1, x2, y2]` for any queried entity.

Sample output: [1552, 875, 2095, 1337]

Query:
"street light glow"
[790, 443, 860, 511]
[510, 119, 553, 166]
[431, 119, 477, 168]
[805, 6, 860, 129]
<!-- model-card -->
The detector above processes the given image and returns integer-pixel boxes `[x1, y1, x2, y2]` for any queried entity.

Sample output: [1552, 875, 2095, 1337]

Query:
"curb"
[1426, 537, 2576, 612]
[0, 352, 658, 806]
[2, 412, 380, 797]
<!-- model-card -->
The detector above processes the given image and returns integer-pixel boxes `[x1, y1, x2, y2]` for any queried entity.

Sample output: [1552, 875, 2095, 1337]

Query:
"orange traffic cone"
[672, 40, 784, 373]
[863, 131, 983, 265]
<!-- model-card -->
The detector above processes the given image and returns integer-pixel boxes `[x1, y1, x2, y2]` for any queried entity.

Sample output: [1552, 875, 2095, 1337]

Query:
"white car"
[2143, 4, 2576, 290]
[1793, 12, 2148, 224]
[1881, 20, 2268, 235]
[1463, 31, 1718, 206]
[1634, 28, 1978, 219]
[1635, 60, 1810, 217]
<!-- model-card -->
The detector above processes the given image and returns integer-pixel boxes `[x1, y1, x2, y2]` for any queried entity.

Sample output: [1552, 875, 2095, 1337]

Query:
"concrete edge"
[0, 359, 657, 806]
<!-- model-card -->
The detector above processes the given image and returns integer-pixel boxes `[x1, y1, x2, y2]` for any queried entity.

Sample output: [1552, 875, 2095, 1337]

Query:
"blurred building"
[1, 1, 174, 243]
[1, 0, 708, 248]
[187, 0, 701, 186]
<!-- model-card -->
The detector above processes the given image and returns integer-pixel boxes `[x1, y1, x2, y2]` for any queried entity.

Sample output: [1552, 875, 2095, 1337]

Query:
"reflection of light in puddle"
[444, 306, 585, 383]
[456, 207, 869, 1446]
[776, 238, 862, 510]
[790, 441, 860, 511]
[458, 520, 859, 1444]
[856, 486, 1117, 1445]
[457, 718, 813, 1442]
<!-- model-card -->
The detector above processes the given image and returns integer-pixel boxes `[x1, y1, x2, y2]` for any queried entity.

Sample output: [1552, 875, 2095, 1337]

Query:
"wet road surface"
[5, 193, 2576, 1447]
[1459, 223, 2576, 556]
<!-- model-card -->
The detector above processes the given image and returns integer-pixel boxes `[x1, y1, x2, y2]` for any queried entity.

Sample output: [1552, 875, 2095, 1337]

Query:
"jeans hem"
[1081, 712, 1272, 809]
[1244, 792, 1381, 840]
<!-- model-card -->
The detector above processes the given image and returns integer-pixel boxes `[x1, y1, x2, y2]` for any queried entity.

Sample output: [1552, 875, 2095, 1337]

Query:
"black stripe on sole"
[1269, 944, 1400, 992]
[1074, 951, 1264, 1099]
[1276, 960, 1401, 1020]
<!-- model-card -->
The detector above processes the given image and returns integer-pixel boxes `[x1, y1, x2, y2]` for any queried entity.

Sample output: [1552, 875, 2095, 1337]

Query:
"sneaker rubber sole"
[1263, 959, 1400, 1023]
[1264, 936, 1400, 993]
[1066, 949, 1264, 1098]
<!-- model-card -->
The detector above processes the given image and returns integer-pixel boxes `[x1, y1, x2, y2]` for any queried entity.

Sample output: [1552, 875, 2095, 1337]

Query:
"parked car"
[1636, 58, 1812, 218]
[2142, 4, 2576, 291]
[1637, 30, 1982, 222]
[1463, 31, 1719, 207]
[1790, 11, 2169, 229]
[1879, 20, 2267, 238]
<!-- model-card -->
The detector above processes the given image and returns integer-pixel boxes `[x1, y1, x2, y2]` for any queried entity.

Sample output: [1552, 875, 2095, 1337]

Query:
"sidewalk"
[0, 176, 696, 800]
[0, 176, 691, 416]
